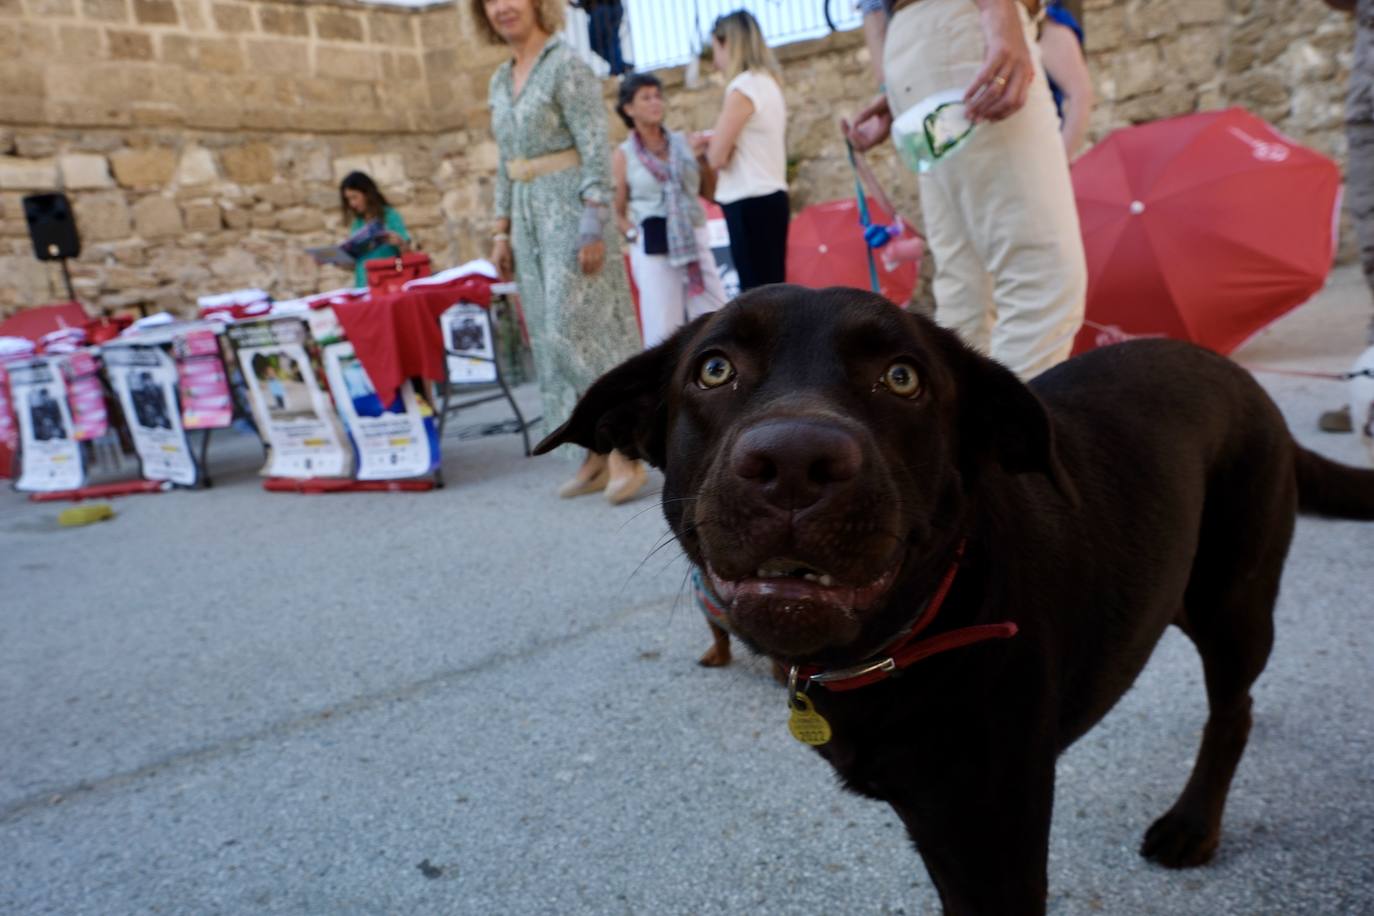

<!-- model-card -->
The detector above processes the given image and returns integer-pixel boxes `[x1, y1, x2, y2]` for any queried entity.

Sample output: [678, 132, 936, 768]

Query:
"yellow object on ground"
[58, 504, 115, 527]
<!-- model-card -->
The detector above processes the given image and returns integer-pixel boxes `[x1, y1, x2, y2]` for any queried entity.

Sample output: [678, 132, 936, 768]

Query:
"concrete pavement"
[1, 268, 1372, 914]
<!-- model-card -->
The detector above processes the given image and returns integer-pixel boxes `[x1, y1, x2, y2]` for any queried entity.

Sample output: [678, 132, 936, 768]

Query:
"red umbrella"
[786, 199, 919, 306]
[1072, 107, 1342, 355]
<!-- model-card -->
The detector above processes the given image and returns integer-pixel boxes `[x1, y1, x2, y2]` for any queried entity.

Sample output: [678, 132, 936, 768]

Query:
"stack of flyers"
[0, 336, 37, 360]
[38, 326, 87, 354]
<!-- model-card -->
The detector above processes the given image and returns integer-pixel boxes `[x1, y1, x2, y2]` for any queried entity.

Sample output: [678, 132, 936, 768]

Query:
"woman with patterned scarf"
[613, 73, 728, 347]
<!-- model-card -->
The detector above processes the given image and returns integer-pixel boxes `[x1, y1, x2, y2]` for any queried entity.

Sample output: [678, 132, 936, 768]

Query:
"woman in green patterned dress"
[476, 0, 647, 504]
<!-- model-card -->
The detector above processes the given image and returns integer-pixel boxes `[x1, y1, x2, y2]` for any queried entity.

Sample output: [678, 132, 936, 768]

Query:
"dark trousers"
[588, 3, 629, 76]
[722, 190, 790, 291]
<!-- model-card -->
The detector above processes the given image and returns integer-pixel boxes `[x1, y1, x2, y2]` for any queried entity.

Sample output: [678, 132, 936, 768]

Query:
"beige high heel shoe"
[558, 452, 609, 498]
[604, 450, 648, 505]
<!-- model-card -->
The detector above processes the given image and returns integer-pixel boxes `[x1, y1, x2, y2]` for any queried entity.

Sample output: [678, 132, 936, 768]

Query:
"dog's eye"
[880, 362, 922, 398]
[697, 355, 735, 389]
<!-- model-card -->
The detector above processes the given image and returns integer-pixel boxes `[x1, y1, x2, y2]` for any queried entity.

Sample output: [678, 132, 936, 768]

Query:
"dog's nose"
[730, 419, 862, 511]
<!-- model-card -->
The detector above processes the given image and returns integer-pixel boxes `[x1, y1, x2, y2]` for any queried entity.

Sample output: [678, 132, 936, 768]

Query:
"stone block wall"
[0, 130, 490, 312]
[0, 0, 1361, 319]
[1084, 0, 1353, 159]
[0, 0, 508, 315]
[0, 0, 446, 132]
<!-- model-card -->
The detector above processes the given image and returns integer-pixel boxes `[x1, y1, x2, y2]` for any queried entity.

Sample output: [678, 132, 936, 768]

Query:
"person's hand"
[578, 239, 605, 275]
[383, 232, 409, 250]
[688, 130, 712, 157]
[842, 94, 892, 152]
[491, 238, 513, 280]
[964, 0, 1034, 123]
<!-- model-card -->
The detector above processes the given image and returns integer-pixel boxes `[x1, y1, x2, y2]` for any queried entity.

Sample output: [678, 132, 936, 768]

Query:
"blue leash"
[845, 138, 882, 294]
[846, 138, 904, 295]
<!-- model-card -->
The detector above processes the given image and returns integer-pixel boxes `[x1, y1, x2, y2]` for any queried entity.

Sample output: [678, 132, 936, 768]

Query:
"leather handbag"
[366, 252, 432, 294]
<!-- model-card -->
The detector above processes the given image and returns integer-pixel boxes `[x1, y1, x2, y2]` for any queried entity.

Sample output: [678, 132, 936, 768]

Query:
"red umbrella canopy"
[1071, 107, 1342, 355]
[786, 199, 918, 306]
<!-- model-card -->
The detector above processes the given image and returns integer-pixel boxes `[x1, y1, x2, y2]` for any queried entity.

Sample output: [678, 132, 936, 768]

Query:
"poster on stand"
[704, 202, 741, 302]
[227, 318, 351, 478]
[305, 306, 344, 347]
[102, 343, 198, 486]
[8, 357, 84, 492]
[440, 303, 498, 385]
[172, 330, 233, 430]
[63, 351, 108, 441]
[322, 341, 439, 480]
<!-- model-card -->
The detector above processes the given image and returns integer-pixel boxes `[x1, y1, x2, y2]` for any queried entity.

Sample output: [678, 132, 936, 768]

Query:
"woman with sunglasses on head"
[478, 0, 647, 504]
[613, 73, 728, 348]
[689, 10, 789, 291]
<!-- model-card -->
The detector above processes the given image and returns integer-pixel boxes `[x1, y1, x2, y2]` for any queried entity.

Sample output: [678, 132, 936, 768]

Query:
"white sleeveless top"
[714, 70, 788, 205]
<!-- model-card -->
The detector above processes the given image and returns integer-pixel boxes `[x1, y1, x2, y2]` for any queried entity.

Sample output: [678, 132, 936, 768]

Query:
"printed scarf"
[633, 129, 704, 296]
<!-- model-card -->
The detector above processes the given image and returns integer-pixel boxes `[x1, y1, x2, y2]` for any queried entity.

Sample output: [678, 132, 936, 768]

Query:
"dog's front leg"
[698, 620, 732, 667]
[887, 749, 1056, 916]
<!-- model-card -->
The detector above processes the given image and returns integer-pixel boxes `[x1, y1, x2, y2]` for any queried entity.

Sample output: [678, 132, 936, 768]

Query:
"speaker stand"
[56, 256, 76, 303]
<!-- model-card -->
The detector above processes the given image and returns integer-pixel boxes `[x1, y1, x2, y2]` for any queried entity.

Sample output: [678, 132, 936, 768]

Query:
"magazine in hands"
[307, 220, 388, 268]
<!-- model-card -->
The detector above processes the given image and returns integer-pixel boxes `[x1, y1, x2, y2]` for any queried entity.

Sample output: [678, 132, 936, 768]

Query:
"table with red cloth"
[329, 276, 495, 400]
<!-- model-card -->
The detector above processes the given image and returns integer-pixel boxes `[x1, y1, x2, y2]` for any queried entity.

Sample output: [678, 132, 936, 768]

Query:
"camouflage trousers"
[1349, 119, 1374, 343]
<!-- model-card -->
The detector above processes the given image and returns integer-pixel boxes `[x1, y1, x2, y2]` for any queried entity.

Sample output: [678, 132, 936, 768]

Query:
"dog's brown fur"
[537, 286, 1374, 915]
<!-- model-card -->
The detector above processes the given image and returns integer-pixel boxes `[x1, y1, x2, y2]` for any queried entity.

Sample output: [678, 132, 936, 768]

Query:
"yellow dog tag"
[787, 693, 832, 746]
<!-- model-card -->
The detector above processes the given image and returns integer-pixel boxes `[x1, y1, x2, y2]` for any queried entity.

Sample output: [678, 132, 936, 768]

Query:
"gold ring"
[994, 75, 1008, 87]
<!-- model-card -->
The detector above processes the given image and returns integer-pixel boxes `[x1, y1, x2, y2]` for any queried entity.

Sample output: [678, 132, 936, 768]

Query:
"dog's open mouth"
[705, 557, 902, 658]
[706, 559, 899, 609]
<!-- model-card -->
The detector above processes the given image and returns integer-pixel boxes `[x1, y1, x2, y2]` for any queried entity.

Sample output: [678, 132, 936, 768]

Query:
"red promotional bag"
[366, 252, 432, 294]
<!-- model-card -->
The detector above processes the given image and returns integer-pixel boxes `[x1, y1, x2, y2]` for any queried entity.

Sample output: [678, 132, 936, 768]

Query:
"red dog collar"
[792, 539, 1018, 692]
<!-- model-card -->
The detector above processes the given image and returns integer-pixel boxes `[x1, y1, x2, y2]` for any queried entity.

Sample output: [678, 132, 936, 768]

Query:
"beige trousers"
[885, 0, 1086, 379]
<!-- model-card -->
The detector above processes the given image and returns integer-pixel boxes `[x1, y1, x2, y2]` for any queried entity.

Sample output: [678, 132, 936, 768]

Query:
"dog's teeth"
[803, 573, 819, 582]
[819, 575, 834, 587]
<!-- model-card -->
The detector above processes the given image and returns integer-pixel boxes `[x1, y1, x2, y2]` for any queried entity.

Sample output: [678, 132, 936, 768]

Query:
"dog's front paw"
[698, 643, 731, 667]
[1140, 809, 1220, 868]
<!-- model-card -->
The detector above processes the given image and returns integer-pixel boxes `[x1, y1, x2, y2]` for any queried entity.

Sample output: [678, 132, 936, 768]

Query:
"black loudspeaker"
[23, 192, 81, 261]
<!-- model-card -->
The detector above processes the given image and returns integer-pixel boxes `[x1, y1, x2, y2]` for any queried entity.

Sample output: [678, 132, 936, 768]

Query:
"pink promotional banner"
[0, 362, 17, 452]
[174, 330, 233, 430]
[63, 351, 108, 442]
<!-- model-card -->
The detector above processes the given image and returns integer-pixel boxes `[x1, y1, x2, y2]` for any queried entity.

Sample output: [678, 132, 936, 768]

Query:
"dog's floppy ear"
[532, 317, 705, 467]
[944, 336, 1080, 506]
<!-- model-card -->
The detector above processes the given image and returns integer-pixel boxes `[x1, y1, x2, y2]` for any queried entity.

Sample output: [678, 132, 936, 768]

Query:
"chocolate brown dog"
[535, 286, 1374, 915]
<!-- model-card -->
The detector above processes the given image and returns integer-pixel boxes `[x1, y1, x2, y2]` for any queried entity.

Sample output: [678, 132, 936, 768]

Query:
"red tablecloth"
[331, 277, 493, 398]
[0, 301, 88, 341]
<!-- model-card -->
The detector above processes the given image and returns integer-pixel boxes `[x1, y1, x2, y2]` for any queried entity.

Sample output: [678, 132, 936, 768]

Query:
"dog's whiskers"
[621, 528, 691, 595]
[617, 490, 669, 530]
